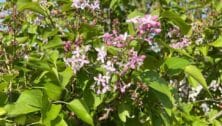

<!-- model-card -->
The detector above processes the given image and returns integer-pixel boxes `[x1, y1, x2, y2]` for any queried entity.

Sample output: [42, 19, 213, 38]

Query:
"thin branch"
[209, 110, 222, 122]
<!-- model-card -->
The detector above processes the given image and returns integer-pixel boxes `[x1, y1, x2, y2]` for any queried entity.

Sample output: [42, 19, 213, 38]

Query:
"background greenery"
[0, 0, 222, 126]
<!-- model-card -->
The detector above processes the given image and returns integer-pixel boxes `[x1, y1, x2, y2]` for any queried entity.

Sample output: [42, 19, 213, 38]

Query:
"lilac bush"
[0, 0, 221, 126]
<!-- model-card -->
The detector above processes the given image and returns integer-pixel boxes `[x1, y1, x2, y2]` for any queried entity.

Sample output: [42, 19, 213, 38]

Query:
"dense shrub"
[0, 0, 222, 125]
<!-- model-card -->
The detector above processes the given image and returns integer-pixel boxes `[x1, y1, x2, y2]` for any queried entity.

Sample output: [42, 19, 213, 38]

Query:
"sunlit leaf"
[67, 99, 94, 126]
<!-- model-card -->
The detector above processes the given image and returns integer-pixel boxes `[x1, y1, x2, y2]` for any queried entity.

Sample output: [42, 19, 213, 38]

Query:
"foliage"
[0, 0, 222, 125]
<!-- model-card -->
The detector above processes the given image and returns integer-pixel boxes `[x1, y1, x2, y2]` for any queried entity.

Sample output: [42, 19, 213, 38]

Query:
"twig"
[209, 110, 222, 122]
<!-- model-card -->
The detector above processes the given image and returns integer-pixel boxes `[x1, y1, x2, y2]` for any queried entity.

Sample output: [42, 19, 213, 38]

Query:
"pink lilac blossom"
[126, 49, 146, 69]
[170, 38, 190, 49]
[93, 73, 111, 94]
[64, 45, 90, 73]
[127, 15, 161, 43]
[63, 41, 71, 52]
[102, 31, 128, 48]
[95, 46, 107, 63]
[120, 83, 131, 93]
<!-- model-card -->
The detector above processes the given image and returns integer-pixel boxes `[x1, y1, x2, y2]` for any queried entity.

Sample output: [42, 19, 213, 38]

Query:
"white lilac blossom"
[200, 103, 210, 113]
[127, 15, 161, 43]
[71, 0, 100, 10]
[95, 46, 107, 63]
[90, 0, 100, 10]
[71, 0, 88, 9]
[150, 42, 161, 53]
[93, 73, 111, 94]
[209, 80, 219, 92]
[170, 37, 190, 49]
[103, 60, 116, 73]
[64, 45, 90, 73]
[102, 31, 128, 48]
[167, 26, 180, 38]
[188, 85, 203, 101]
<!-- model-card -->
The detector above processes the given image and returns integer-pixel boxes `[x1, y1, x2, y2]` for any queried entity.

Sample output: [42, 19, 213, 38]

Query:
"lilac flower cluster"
[103, 61, 116, 73]
[119, 83, 131, 93]
[170, 37, 190, 49]
[64, 45, 90, 73]
[127, 15, 161, 43]
[102, 31, 129, 48]
[92, 46, 117, 94]
[167, 26, 180, 38]
[93, 73, 111, 94]
[71, 0, 100, 10]
[126, 49, 146, 69]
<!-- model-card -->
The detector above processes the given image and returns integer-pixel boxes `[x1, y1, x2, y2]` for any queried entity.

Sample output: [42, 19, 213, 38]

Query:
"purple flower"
[64, 45, 90, 73]
[64, 41, 71, 52]
[126, 50, 146, 69]
[120, 83, 131, 93]
[170, 37, 190, 49]
[90, 0, 100, 10]
[127, 15, 161, 42]
[71, 0, 89, 9]
[102, 31, 128, 48]
[93, 73, 111, 94]
[103, 61, 116, 73]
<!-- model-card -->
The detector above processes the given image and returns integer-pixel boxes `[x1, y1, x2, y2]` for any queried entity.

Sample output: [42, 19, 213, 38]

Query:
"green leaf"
[140, 71, 173, 115]
[43, 104, 62, 125]
[43, 29, 59, 39]
[4, 89, 43, 117]
[110, 0, 120, 9]
[187, 76, 199, 87]
[184, 65, 212, 96]
[0, 107, 6, 116]
[107, 46, 121, 55]
[83, 90, 103, 110]
[44, 36, 63, 49]
[44, 83, 63, 100]
[165, 57, 190, 70]
[209, 36, 222, 47]
[16, 36, 28, 43]
[17, 1, 46, 16]
[49, 50, 59, 64]
[118, 103, 130, 122]
[28, 25, 38, 34]
[164, 57, 190, 76]
[52, 116, 68, 126]
[127, 10, 144, 19]
[15, 115, 26, 125]
[0, 82, 8, 91]
[34, 71, 49, 84]
[59, 67, 73, 88]
[67, 99, 94, 126]
[161, 10, 191, 34]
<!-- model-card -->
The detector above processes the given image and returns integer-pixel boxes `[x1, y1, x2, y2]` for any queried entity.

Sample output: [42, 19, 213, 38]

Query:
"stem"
[192, 98, 222, 103]
[209, 110, 222, 122]
[52, 101, 68, 104]
[4, 48, 12, 101]
[47, 13, 56, 28]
